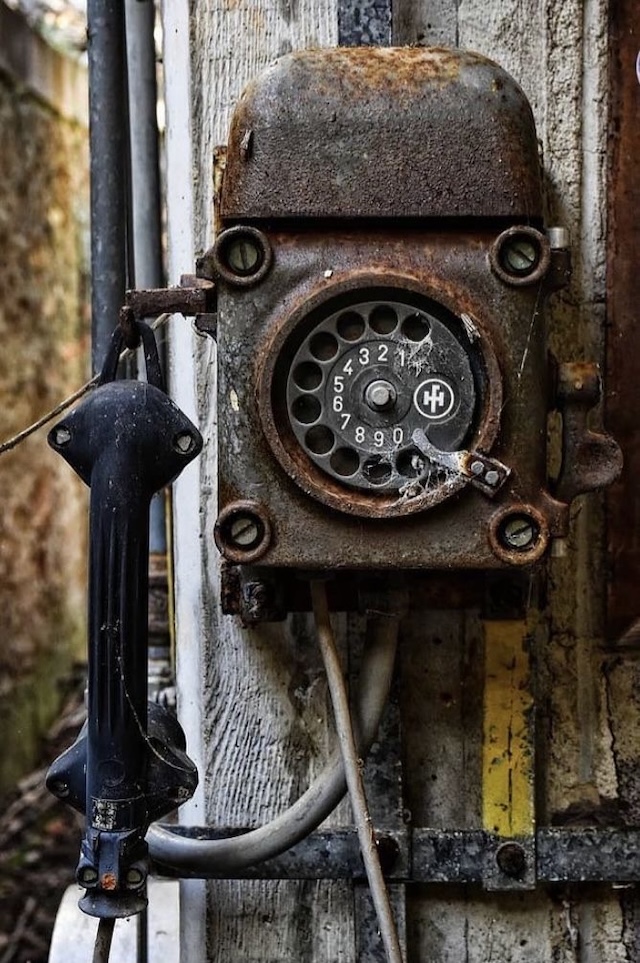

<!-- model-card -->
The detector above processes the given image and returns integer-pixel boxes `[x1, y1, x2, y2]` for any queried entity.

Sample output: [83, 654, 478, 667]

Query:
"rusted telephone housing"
[201, 47, 620, 572]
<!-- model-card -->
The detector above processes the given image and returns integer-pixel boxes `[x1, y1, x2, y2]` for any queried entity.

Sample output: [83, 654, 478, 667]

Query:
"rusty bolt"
[101, 872, 118, 891]
[365, 380, 397, 411]
[500, 515, 537, 550]
[496, 842, 527, 879]
[53, 426, 71, 447]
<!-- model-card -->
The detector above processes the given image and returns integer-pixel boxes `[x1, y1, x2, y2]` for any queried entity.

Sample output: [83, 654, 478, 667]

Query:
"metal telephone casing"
[209, 47, 568, 571]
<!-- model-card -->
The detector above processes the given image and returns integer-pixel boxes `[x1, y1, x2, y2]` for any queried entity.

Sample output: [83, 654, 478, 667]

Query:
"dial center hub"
[365, 379, 397, 411]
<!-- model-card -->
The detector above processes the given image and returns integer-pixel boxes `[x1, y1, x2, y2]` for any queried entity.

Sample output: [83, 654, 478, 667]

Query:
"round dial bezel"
[258, 278, 503, 519]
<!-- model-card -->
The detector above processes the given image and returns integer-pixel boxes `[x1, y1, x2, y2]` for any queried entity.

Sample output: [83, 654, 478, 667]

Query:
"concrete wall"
[0, 2, 88, 793]
[166, 1, 629, 958]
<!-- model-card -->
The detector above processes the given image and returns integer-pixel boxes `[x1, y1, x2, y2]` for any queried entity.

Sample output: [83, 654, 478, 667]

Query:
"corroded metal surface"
[152, 826, 640, 885]
[555, 361, 622, 504]
[215, 226, 559, 569]
[220, 47, 543, 222]
[211, 47, 620, 573]
[606, 0, 640, 638]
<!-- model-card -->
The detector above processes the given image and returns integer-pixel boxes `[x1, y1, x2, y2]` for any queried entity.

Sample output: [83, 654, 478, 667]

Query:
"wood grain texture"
[185, 0, 624, 959]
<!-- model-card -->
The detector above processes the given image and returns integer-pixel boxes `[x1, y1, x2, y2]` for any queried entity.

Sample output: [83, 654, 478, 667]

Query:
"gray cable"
[312, 581, 404, 963]
[147, 608, 401, 874]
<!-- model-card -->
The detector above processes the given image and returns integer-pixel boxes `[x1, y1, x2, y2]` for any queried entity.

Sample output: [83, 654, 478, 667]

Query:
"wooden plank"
[393, 0, 458, 46]
[179, 0, 628, 959]
[187, 5, 346, 961]
[605, 0, 640, 639]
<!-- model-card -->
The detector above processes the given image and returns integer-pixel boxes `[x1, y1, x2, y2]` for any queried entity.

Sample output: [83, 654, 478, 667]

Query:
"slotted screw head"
[226, 237, 262, 275]
[229, 514, 260, 548]
[502, 516, 536, 549]
[502, 237, 539, 275]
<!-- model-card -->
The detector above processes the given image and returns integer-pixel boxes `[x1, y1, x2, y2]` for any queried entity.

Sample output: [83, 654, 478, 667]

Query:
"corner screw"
[229, 514, 261, 548]
[501, 237, 539, 276]
[226, 237, 262, 276]
[501, 515, 538, 551]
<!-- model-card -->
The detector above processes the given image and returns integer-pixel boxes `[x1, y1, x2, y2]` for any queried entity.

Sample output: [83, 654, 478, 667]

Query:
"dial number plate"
[286, 298, 480, 493]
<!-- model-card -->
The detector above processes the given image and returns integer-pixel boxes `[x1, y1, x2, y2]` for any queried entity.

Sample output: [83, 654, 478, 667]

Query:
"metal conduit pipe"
[124, 0, 166, 559]
[147, 610, 401, 875]
[125, 0, 163, 295]
[87, 0, 128, 374]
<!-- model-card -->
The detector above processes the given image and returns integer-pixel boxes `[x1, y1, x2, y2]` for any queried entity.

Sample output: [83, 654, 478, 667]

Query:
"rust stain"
[221, 46, 542, 223]
[606, 0, 640, 638]
[100, 872, 117, 891]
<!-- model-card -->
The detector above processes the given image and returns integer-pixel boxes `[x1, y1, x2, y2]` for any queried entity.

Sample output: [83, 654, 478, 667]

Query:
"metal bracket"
[554, 361, 623, 502]
[122, 275, 217, 338]
[152, 826, 640, 888]
[412, 428, 511, 496]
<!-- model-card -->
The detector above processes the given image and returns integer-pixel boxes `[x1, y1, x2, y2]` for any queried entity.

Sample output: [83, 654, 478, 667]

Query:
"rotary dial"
[285, 298, 481, 494]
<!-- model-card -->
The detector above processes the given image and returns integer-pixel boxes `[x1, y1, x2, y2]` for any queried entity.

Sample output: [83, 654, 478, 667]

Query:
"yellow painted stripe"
[482, 620, 535, 838]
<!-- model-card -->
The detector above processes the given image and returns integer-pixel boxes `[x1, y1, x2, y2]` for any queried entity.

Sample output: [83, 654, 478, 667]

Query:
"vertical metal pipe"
[87, 0, 128, 374]
[125, 0, 167, 556]
[125, 0, 163, 292]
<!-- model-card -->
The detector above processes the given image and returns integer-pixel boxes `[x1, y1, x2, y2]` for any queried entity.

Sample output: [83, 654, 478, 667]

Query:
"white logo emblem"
[414, 378, 456, 420]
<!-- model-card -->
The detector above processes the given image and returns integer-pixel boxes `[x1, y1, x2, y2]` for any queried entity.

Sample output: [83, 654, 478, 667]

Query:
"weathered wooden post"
[162, 1, 632, 960]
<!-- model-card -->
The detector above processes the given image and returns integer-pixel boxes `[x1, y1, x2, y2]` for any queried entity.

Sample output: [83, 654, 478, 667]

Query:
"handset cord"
[92, 918, 115, 963]
[148, 599, 402, 874]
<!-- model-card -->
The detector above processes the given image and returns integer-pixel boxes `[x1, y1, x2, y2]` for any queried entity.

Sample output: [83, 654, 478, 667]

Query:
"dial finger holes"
[330, 447, 360, 477]
[336, 312, 365, 342]
[292, 395, 321, 424]
[310, 331, 339, 361]
[397, 447, 426, 478]
[402, 313, 430, 342]
[363, 457, 392, 486]
[293, 361, 322, 390]
[369, 305, 398, 335]
[305, 425, 334, 455]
